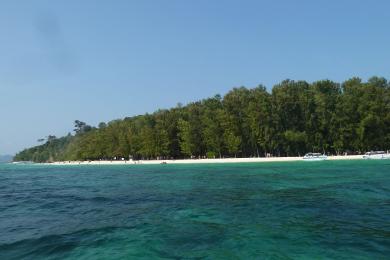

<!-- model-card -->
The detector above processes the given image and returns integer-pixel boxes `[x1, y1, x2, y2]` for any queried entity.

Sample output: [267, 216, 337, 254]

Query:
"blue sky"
[1, 0, 390, 154]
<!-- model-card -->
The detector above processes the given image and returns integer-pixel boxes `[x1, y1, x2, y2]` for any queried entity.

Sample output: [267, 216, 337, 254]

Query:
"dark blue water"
[0, 161, 389, 259]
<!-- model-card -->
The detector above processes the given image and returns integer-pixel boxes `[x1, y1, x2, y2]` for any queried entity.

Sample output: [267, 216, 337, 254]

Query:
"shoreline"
[44, 155, 364, 165]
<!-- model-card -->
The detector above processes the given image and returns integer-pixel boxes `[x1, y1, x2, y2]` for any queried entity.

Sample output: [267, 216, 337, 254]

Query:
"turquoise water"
[0, 161, 389, 259]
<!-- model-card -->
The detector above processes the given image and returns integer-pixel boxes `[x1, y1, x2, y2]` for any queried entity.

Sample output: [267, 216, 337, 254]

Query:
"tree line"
[14, 77, 390, 162]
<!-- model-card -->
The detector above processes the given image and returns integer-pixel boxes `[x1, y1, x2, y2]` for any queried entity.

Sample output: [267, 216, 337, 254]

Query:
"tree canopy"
[14, 77, 390, 162]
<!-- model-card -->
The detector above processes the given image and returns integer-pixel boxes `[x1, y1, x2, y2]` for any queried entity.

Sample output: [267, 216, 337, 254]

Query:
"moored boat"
[363, 151, 390, 160]
[303, 153, 327, 161]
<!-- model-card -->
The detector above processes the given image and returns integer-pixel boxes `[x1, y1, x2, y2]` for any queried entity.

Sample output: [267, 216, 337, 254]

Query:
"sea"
[0, 161, 389, 259]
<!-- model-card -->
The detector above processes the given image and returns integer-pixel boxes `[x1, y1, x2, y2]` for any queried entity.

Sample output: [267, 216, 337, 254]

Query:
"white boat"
[303, 153, 327, 161]
[363, 151, 390, 160]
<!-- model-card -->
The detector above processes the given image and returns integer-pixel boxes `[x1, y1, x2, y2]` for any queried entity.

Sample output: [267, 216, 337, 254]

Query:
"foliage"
[14, 77, 390, 162]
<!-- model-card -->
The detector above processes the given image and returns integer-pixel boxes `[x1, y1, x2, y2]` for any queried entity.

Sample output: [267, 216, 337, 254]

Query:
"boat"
[303, 153, 327, 161]
[12, 161, 34, 164]
[363, 151, 390, 160]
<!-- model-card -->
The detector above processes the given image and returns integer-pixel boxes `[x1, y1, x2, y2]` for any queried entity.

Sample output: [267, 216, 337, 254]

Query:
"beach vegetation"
[14, 77, 390, 162]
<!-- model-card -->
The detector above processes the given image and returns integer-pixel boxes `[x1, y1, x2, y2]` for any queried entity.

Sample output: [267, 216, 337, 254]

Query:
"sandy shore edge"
[44, 155, 364, 165]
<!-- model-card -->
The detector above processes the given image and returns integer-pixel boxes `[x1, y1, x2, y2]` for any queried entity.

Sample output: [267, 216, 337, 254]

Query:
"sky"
[1, 0, 390, 154]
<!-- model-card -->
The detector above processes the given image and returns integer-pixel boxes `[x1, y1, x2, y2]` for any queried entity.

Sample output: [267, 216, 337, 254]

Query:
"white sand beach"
[47, 155, 363, 165]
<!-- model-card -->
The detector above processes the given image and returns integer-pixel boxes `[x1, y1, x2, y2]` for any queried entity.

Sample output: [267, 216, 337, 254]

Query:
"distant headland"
[0, 155, 13, 163]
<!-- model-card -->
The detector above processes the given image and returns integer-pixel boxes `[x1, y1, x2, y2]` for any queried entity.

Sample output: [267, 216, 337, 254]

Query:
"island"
[14, 77, 390, 164]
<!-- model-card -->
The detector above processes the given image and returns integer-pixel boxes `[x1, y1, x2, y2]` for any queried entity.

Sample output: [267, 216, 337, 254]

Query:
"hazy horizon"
[1, 0, 390, 154]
